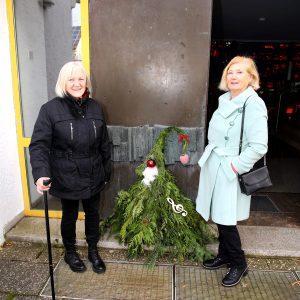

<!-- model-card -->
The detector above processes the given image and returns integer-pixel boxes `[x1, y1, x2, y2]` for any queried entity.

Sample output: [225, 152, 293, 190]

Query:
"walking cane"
[43, 179, 56, 300]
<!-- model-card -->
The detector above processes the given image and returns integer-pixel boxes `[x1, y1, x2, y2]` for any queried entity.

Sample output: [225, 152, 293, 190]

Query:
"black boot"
[64, 251, 87, 273]
[222, 265, 248, 287]
[88, 247, 106, 274]
[203, 256, 231, 270]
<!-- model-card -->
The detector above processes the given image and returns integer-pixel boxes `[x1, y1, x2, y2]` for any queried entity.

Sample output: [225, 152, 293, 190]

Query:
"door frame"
[6, 0, 90, 219]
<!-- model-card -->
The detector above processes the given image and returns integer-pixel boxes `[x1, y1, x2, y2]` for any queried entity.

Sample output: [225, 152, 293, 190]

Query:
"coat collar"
[217, 86, 256, 118]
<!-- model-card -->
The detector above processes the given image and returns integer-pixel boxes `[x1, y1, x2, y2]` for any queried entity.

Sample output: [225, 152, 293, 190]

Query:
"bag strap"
[238, 96, 266, 166]
[239, 97, 250, 155]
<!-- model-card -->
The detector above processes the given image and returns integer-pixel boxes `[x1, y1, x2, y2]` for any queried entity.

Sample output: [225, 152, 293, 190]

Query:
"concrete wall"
[0, 0, 24, 245]
[90, 0, 212, 216]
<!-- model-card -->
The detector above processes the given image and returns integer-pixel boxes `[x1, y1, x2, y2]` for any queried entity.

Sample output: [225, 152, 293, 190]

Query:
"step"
[5, 217, 300, 257]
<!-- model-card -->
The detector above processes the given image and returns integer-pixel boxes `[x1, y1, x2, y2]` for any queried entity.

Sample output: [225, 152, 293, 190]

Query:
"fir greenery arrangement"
[101, 126, 215, 266]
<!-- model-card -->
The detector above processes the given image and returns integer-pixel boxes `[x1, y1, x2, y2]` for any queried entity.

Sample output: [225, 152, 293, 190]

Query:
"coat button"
[229, 121, 234, 126]
[224, 136, 229, 140]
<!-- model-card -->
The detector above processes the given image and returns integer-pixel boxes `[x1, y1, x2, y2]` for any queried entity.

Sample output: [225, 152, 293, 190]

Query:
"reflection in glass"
[14, 0, 82, 210]
[72, 2, 82, 60]
[14, 0, 80, 137]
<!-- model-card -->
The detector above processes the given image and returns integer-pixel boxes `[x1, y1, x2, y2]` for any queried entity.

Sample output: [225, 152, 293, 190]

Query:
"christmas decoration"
[146, 159, 156, 168]
[167, 197, 187, 216]
[142, 159, 158, 187]
[178, 134, 190, 165]
[101, 126, 214, 266]
[180, 154, 189, 165]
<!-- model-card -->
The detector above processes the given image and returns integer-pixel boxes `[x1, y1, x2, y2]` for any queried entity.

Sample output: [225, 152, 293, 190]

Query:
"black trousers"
[61, 193, 100, 251]
[217, 224, 247, 267]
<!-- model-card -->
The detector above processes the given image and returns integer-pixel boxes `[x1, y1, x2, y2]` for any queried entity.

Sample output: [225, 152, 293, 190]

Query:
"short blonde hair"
[218, 56, 260, 91]
[55, 61, 92, 97]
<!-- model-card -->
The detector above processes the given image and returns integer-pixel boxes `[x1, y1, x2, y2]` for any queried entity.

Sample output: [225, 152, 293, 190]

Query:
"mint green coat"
[195, 87, 268, 225]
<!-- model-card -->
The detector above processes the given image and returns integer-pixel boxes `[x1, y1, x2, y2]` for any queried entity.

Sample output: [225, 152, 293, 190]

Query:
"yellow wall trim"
[81, 0, 90, 75]
[6, 0, 31, 213]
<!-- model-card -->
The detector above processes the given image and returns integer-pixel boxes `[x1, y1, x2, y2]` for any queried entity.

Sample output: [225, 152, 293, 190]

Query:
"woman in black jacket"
[29, 61, 111, 274]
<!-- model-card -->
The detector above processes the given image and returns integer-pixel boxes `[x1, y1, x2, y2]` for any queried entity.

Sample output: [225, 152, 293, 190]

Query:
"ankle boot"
[222, 265, 248, 287]
[88, 247, 106, 274]
[202, 256, 231, 270]
[64, 250, 86, 273]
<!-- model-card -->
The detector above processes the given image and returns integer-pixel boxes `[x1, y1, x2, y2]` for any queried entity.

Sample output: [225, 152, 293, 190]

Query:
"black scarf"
[64, 90, 90, 118]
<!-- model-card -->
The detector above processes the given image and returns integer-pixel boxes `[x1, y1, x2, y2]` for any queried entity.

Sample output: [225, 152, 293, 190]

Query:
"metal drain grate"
[41, 260, 172, 299]
[175, 266, 299, 300]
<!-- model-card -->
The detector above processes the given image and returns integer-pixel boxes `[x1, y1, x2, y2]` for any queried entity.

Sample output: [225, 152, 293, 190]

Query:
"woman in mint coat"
[196, 56, 268, 287]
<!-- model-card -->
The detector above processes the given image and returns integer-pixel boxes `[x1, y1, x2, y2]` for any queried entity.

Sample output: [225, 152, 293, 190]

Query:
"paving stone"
[176, 266, 300, 300]
[41, 260, 172, 299]
[238, 226, 300, 257]
[0, 260, 49, 295]
[0, 242, 63, 265]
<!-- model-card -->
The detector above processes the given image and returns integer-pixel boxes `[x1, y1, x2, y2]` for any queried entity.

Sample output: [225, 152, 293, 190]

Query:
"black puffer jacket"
[29, 95, 111, 200]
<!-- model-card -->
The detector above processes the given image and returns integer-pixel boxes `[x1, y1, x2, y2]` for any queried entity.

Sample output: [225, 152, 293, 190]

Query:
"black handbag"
[237, 100, 272, 196]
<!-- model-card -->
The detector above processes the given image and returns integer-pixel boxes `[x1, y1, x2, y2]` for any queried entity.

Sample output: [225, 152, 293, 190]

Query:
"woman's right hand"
[36, 177, 51, 195]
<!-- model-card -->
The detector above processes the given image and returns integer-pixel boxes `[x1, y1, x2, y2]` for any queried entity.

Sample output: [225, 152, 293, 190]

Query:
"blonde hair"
[218, 56, 260, 91]
[55, 61, 92, 97]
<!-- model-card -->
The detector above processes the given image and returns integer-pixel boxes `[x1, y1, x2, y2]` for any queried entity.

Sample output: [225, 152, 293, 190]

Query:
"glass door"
[7, 0, 90, 217]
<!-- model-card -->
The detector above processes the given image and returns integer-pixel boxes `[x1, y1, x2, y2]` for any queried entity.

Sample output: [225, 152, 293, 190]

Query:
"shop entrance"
[208, 0, 300, 227]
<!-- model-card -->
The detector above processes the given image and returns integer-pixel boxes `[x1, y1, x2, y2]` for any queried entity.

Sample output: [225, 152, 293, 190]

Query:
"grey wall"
[108, 125, 205, 165]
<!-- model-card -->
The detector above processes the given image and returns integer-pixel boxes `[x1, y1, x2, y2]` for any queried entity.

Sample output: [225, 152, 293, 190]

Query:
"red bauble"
[146, 159, 156, 168]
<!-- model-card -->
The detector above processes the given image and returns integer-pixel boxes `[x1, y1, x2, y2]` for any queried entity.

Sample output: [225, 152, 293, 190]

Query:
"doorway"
[208, 0, 300, 227]
[8, 0, 89, 218]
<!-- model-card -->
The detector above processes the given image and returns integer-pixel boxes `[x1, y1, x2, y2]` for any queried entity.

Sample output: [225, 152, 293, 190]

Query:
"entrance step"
[5, 217, 300, 257]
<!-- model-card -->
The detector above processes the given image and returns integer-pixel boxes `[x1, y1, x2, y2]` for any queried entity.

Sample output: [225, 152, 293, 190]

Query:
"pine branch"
[102, 126, 216, 266]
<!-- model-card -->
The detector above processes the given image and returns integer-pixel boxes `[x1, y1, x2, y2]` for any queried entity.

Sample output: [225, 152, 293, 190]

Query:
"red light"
[212, 49, 220, 57]
[285, 107, 294, 115]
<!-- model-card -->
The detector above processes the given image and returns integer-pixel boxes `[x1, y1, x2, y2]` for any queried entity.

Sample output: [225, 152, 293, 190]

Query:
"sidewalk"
[0, 241, 299, 299]
[6, 217, 300, 257]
